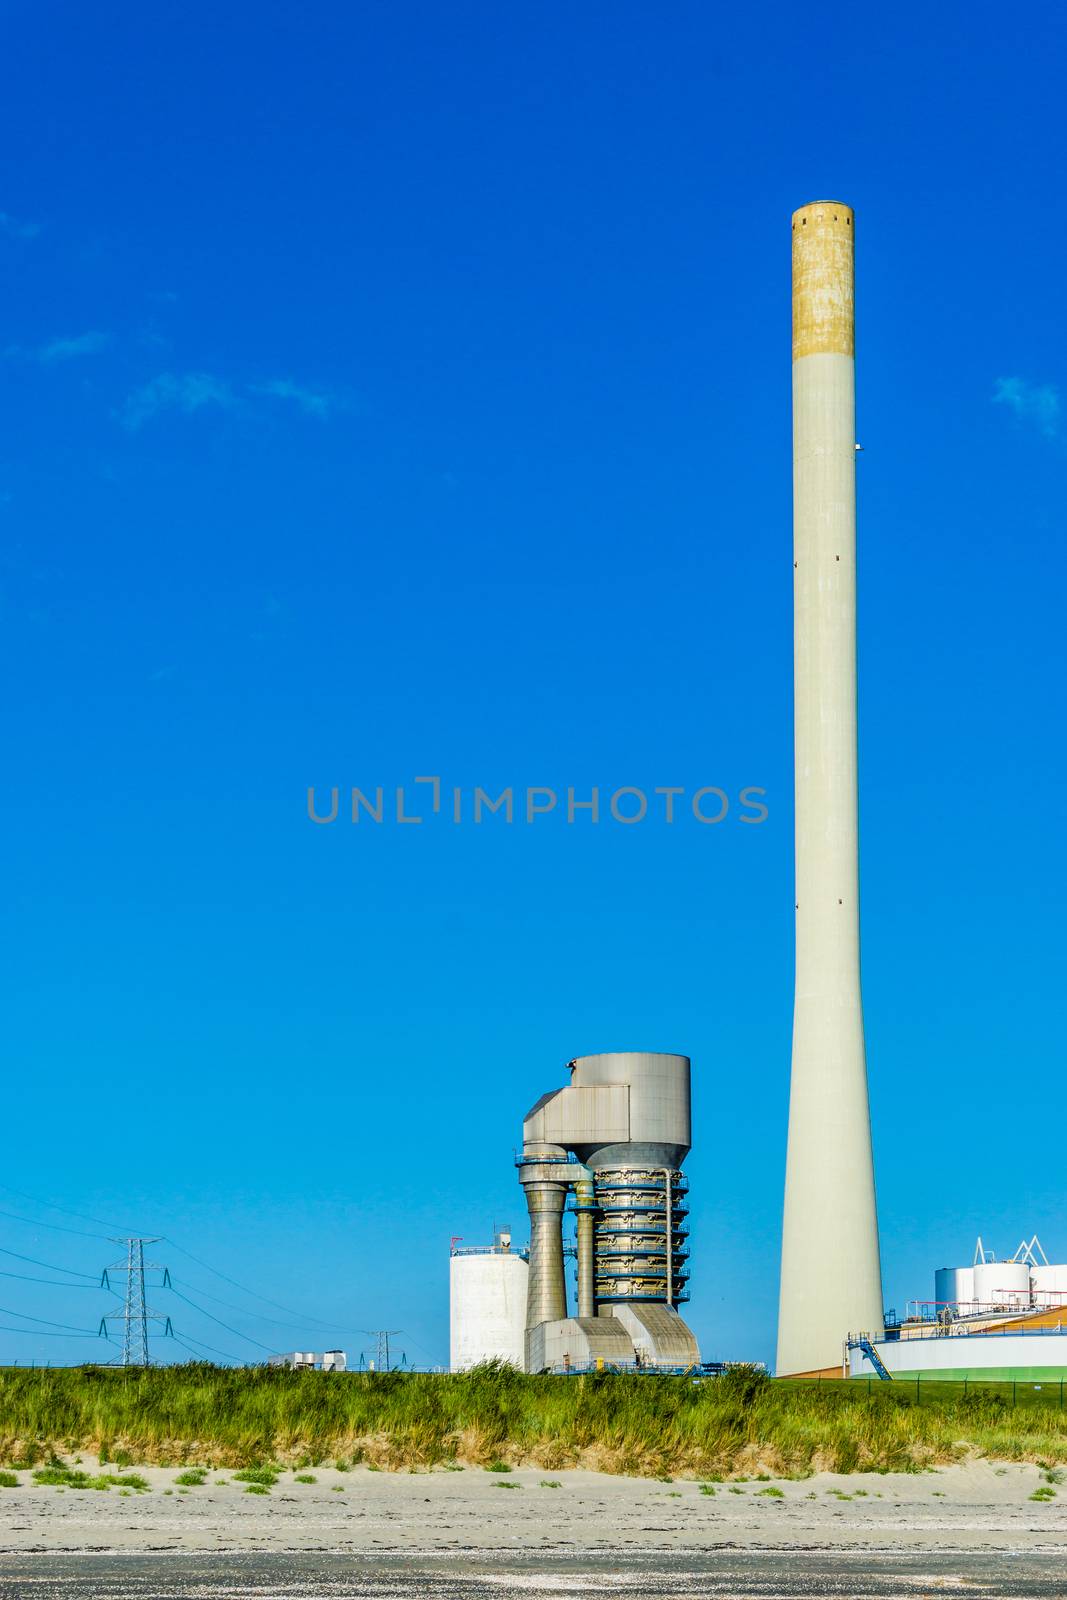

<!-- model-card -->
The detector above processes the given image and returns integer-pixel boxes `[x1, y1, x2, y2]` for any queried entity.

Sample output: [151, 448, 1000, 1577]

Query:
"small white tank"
[935, 1266, 975, 1311]
[1031, 1264, 1067, 1308]
[972, 1259, 1031, 1310]
[449, 1249, 528, 1371]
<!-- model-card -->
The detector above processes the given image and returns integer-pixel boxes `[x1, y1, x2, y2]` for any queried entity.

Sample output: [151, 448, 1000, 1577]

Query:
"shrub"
[32, 1467, 148, 1492]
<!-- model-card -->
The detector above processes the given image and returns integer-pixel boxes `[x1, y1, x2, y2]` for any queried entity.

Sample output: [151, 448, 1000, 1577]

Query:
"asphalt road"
[2, 1550, 1066, 1598]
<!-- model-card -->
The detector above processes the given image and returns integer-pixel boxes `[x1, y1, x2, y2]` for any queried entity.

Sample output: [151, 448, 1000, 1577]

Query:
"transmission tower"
[365, 1328, 402, 1371]
[99, 1238, 173, 1366]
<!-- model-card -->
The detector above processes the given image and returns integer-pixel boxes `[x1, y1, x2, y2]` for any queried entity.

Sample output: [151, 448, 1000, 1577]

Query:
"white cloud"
[992, 376, 1060, 438]
[38, 330, 110, 363]
[119, 371, 238, 430]
[252, 378, 333, 418]
[0, 211, 40, 241]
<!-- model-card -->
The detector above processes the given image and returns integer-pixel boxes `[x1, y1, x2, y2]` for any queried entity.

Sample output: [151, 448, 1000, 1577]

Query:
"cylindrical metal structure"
[567, 1051, 691, 1171]
[574, 1176, 596, 1319]
[592, 1168, 689, 1305]
[449, 1248, 529, 1371]
[522, 1180, 568, 1330]
[1032, 1264, 1067, 1306]
[777, 201, 884, 1376]
[935, 1266, 971, 1312]
[972, 1260, 1031, 1310]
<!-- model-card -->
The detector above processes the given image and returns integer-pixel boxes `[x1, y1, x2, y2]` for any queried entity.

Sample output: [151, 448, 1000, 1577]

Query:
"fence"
[777, 1374, 1067, 1408]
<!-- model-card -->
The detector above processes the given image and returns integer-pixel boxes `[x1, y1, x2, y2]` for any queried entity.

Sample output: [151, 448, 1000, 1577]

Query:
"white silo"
[449, 1231, 528, 1372]
[935, 1266, 975, 1312]
[1031, 1264, 1067, 1307]
[972, 1259, 1031, 1310]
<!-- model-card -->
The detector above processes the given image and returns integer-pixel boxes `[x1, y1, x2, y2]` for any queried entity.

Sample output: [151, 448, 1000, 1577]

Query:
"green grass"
[2, 1363, 1067, 1479]
[0, 1471, 18, 1488]
[539, 1479, 561, 1487]
[232, 1467, 279, 1486]
[294, 1473, 316, 1483]
[1030, 1485, 1057, 1501]
[174, 1469, 207, 1487]
[31, 1467, 149, 1492]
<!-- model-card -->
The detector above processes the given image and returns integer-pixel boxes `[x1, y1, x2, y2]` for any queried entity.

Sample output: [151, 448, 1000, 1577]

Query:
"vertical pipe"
[574, 1177, 595, 1320]
[523, 1182, 567, 1331]
[777, 201, 883, 1377]
[663, 1169, 673, 1308]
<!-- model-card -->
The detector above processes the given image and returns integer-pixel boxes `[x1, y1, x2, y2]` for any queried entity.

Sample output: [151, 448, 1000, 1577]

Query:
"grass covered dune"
[2, 1363, 1067, 1479]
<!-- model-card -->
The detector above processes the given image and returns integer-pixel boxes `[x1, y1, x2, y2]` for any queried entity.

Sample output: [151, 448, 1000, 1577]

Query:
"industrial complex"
[453, 1053, 699, 1374]
[849, 1238, 1067, 1382]
[448, 200, 1064, 1389]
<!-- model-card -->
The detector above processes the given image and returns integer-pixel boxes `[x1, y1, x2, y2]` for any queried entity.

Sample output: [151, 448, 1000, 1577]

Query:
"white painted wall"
[850, 1331, 1067, 1378]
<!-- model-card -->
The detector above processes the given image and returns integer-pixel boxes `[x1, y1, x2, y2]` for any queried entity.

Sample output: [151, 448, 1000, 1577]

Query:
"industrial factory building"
[450, 1052, 700, 1374]
[849, 1237, 1067, 1382]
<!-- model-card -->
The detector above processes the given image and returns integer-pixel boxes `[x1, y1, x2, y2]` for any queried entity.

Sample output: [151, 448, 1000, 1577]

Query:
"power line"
[0, 1182, 135, 1235]
[170, 1331, 241, 1364]
[0, 1245, 97, 1280]
[0, 1326, 110, 1339]
[166, 1287, 276, 1355]
[0, 1269, 111, 1290]
[0, 1206, 110, 1241]
[0, 1302, 103, 1334]
[1, 1185, 409, 1358]
[170, 1277, 320, 1329]
[162, 1239, 351, 1332]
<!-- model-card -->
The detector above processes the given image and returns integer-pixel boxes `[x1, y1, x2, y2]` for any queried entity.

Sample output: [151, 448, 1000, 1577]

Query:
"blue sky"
[1, 1, 1064, 1371]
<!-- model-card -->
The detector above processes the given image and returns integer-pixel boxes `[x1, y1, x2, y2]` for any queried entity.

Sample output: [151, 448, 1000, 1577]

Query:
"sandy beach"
[0, 1456, 1065, 1555]
[1, 1459, 1066, 1595]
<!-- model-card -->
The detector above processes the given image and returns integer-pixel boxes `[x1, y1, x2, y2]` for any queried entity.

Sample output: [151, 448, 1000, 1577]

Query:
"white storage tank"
[972, 1259, 1031, 1310]
[935, 1266, 975, 1311]
[1031, 1264, 1067, 1308]
[449, 1239, 528, 1372]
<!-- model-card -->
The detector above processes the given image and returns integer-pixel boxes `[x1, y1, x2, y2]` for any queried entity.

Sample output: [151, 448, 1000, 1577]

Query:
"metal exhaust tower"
[518, 1051, 700, 1373]
[776, 201, 883, 1376]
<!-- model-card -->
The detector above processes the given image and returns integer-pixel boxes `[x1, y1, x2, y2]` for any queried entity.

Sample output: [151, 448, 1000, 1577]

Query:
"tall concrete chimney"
[777, 201, 883, 1377]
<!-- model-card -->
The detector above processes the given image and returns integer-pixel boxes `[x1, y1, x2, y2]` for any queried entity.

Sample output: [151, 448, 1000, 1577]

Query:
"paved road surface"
[2, 1550, 1066, 1598]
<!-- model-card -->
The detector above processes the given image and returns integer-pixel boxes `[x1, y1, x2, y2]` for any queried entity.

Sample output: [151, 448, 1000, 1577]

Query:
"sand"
[0, 1457, 1065, 1557]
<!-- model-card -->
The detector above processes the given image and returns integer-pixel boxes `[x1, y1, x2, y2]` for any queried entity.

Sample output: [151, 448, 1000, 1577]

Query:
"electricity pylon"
[363, 1329, 402, 1371]
[99, 1238, 173, 1366]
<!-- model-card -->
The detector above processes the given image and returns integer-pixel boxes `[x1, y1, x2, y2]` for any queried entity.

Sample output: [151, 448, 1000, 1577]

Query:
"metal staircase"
[857, 1336, 892, 1380]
